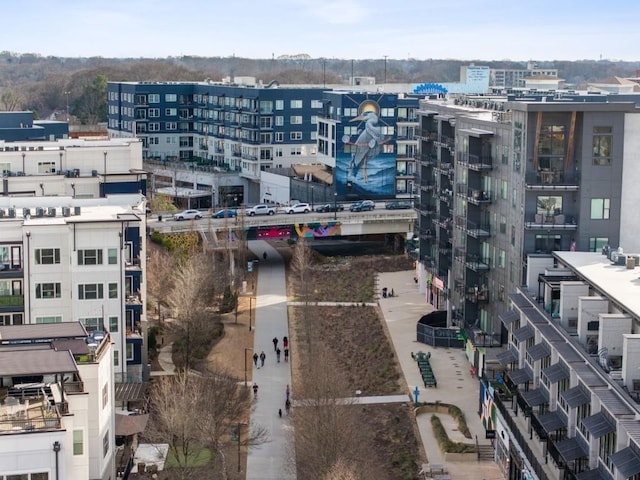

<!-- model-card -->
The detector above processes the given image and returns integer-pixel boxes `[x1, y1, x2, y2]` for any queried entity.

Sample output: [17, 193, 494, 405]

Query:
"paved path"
[245, 240, 295, 480]
[293, 394, 410, 407]
[148, 343, 176, 377]
[288, 301, 377, 307]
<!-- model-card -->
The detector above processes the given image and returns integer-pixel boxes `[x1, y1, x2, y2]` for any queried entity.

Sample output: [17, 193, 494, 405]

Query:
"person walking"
[285, 384, 290, 401]
[259, 351, 266, 367]
[284, 348, 289, 362]
[276, 347, 281, 363]
[252, 383, 259, 399]
[272, 337, 278, 351]
[278, 408, 282, 418]
[283, 336, 288, 349]
[285, 398, 291, 415]
[253, 352, 259, 366]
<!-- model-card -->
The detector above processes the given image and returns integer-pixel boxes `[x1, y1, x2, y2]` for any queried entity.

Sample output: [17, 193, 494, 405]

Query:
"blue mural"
[336, 99, 395, 197]
[413, 83, 448, 95]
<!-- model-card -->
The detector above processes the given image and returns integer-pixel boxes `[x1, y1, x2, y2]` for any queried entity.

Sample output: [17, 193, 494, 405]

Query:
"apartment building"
[0, 111, 68, 142]
[480, 251, 640, 480]
[107, 80, 326, 205]
[490, 62, 559, 88]
[0, 322, 115, 480]
[316, 91, 419, 200]
[0, 195, 147, 383]
[416, 92, 640, 347]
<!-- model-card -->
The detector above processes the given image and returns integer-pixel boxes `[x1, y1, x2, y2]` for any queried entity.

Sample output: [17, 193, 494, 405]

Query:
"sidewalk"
[245, 240, 295, 480]
[378, 271, 502, 479]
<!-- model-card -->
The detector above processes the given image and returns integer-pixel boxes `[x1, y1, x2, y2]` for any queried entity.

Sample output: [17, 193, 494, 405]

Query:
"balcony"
[0, 295, 23, 307]
[454, 216, 491, 238]
[434, 135, 455, 150]
[432, 216, 452, 232]
[458, 152, 493, 170]
[525, 213, 577, 230]
[455, 184, 491, 205]
[418, 129, 437, 141]
[419, 152, 437, 166]
[0, 396, 62, 435]
[525, 169, 580, 190]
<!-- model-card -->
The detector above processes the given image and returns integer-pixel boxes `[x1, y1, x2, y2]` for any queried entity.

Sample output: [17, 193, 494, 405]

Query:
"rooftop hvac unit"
[22, 208, 30, 218]
[0, 209, 4, 218]
[47, 207, 56, 217]
[35, 207, 44, 217]
[16, 171, 25, 176]
[8, 208, 15, 218]
[62, 207, 71, 217]
[74, 206, 81, 216]
[92, 170, 98, 177]
[73, 169, 80, 178]
[65, 170, 74, 178]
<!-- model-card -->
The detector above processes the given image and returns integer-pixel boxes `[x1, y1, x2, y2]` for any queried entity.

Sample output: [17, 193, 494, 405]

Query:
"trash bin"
[158, 215, 162, 222]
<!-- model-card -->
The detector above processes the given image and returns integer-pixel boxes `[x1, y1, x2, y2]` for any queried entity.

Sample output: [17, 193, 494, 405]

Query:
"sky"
[2, 0, 640, 61]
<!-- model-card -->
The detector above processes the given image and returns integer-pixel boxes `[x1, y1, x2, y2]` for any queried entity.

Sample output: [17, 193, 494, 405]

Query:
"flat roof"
[0, 348, 77, 376]
[554, 252, 640, 319]
[0, 322, 87, 342]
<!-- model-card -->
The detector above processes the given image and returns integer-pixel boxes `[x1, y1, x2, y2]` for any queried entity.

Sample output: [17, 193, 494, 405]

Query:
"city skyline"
[3, 0, 640, 62]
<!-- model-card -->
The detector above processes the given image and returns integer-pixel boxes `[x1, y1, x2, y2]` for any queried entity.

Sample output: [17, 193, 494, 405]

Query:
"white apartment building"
[0, 323, 115, 480]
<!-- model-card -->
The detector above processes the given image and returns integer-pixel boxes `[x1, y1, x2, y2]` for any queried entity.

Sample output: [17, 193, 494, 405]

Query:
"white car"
[173, 209, 203, 221]
[284, 203, 311, 214]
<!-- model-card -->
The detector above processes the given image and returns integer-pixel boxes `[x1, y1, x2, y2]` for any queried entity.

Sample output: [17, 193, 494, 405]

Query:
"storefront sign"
[486, 430, 496, 439]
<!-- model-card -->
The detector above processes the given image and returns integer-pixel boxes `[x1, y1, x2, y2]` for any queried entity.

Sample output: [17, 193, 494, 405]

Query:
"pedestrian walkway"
[149, 343, 176, 377]
[378, 270, 502, 479]
[246, 240, 295, 480]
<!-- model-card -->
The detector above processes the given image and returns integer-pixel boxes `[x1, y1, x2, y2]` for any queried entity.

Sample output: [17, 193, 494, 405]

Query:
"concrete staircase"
[477, 444, 495, 462]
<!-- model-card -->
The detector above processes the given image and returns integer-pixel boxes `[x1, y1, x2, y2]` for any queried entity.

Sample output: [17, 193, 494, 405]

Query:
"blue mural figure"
[342, 100, 390, 185]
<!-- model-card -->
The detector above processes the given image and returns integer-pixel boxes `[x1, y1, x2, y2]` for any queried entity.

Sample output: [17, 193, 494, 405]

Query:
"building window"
[593, 127, 612, 165]
[35, 316, 62, 324]
[103, 430, 110, 458]
[290, 115, 303, 124]
[108, 248, 118, 265]
[290, 100, 302, 108]
[165, 108, 177, 116]
[80, 317, 102, 332]
[102, 383, 108, 409]
[275, 132, 284, 142]
[73, 429, 84, 455]
[35, 283, 61, 299]
[499, 215, 506, 234]
[109, 316, 119, 332]
[78, 249, 103, 265]
[114, 350, 119, 367]
[498, 250, 506, 268]
[589, 237, 609, 252]
[148, 108, 160, 117]
[166, 122, 177, 130]
[148, 94, 160, 103]
[165, 94, 177, 102]
[126, 343, 134, 360]
[590, 198, 610, 219]
[275, 100, 284, 110]
[37, 161, 56, 174]
[35, 248, 60, 265]
[149, 122, 160, 132]
[108, 283, 118, 299]
[290, 132, 302, 140]
[311, 100, 323, 109]
[32, 473, 49, 480]
[78, 284, 104, 300]
[501, 180, 508, 200]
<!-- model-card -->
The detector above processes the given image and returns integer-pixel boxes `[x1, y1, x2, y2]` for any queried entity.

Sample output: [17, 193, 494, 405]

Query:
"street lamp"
[244, 348, 253, 386]
[311, 185, 314, 210]
[249, 296, 255, 331]
[333, 192, 338, 220]
[64, 91, 70, 122]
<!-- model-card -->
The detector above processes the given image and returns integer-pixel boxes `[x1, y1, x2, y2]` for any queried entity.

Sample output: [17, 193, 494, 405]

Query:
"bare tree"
[0, 87, 21, 111]
[146, 370, 267, 480]
[290, 239, 315, 357]
[323, 458, 361, 480]
[146, 247, 176, 308]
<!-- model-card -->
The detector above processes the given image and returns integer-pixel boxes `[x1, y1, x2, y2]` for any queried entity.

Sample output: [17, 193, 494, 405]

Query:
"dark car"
[385, 201, 413, 210]
[349, 200, 375, 212]
[212, 209, 237, 218]
[315, 203, 344, 213]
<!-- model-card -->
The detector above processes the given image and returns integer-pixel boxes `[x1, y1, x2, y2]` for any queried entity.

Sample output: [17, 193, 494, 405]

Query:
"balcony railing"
[525, 213, 577, 230]
[0, 295, 23, 306]
[455, 184, 491, 205]
[458, 152, 493, 170]
[454, 216, 491, 237]
[525, 169, 580, 188]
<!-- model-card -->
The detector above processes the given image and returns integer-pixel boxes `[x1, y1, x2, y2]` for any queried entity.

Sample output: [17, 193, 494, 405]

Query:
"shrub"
[448, 405, 472, 439]
[219, 288, 237, 313]
[430, 415, 476, 454]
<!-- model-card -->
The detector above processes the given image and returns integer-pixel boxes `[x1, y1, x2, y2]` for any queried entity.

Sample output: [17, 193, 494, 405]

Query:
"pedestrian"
[284, 348, 289, 362]
[278, 408, 282, 418]
[283, 336, 288, 349]
[252, 383, 259, 399]
[253, 352, 258, 366]
[272, 336, 278, 351]
[276, 347, 281, 363]
[285, 398, 291, 415]
[259, 351, 266, 367]
[285, 384, 290, 401]
[263, 251, 267, 260]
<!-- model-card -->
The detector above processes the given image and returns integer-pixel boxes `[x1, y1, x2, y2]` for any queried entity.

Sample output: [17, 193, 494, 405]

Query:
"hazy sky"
[4, 0, 639, 61]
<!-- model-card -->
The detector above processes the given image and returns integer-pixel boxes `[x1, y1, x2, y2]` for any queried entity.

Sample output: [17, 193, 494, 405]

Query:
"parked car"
[385, 201, 413, 210]
[315, 203, 344, 213]
[173, 209, 203, 221]
[349, 200, 375, 212]
[284, 203, 311, 214]
[246, 204, 276, 216]
[212, 209, 237, 218]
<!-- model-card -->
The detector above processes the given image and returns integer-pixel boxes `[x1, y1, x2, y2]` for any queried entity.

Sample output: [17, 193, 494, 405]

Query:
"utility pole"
[383, 56, 388, 84]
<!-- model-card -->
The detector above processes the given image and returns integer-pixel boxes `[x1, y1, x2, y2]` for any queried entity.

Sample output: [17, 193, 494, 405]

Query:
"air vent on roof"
[74, 206, 81, 216]
[0, 209, 4, 218]
[62, 207, 71, 217]
[47, 207, 56, 217]
[7, 208, 15, 218]
[22, 208, 30, 218]
[35, 207, 44, 217]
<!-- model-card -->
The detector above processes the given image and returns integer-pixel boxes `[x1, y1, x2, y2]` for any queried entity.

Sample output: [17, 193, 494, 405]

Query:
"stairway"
[477, 444, 495, 462]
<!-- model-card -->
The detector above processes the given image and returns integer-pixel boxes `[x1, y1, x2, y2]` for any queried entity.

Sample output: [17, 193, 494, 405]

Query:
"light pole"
[311, 185, 314, 210]
[64, 91, 70, 122]
[383, 55, 388, 83]
[244, 348, 253, 386]
[249, 296, 255, 331]
[333, 192, 338, 220]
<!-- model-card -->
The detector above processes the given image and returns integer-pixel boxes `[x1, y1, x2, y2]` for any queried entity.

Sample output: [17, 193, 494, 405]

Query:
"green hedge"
[430, 415, 476, 454]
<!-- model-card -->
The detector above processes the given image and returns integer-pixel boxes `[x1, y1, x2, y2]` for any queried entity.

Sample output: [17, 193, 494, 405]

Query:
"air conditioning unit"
[22, 208, 30, 218]
[73, 169, 80, 178]
[91, 170, 98, 177]
[35, 207, 44, 217]
[47, 207, 56, 217]
[0, 209, 4, 218]
[16, 171, 25, 176]
[65, 170, 74, 178]
[62, 207, 71, 217]
[8, 208, 15, 218]
[74, 206, 81, 216]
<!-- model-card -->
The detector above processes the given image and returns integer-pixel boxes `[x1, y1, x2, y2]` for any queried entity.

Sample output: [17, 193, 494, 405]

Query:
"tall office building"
[416, 91, 640, 346]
